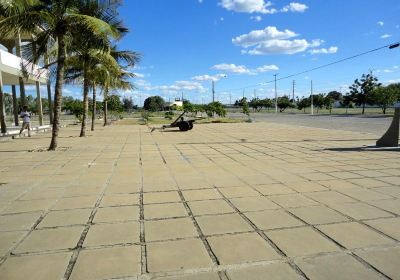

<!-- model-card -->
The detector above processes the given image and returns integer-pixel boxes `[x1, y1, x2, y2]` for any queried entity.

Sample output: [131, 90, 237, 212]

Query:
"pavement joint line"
[62, 134, 130, 280]
[187, 140, 397, 280]
[139, 127, 148, 274]
[0, 147, 87, 267]
[149, 132, 221, 267]
[187, 143, 313, 279]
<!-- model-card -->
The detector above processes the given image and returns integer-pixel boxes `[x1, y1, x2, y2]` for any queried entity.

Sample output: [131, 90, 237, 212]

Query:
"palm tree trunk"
[80, 62, 89, 137]
[103, 86, 108, 126]
[91, 83, 96, 131]
[49, 35, 66, 151]
[45, 54, 53, 124]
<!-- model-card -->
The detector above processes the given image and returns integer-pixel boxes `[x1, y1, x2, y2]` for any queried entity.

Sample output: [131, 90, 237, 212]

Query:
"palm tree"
[0, 0, 121, 150]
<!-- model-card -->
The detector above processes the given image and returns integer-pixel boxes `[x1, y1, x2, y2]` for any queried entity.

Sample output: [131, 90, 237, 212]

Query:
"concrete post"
[376, 103, 400, 147]
[0, 71, 7, 133]
[36, 81, 43, 126]
[15, 32, 27, 107]
[11, 85, 19, 126]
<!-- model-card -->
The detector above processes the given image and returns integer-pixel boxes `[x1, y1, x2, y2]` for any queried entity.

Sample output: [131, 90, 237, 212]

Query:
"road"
[230, 113, 395, 136]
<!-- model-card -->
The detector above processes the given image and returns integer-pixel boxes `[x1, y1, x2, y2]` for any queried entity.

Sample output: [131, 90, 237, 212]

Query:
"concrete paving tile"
[144, 203, 188, 219]
[0, 252, 72, 280]
[83, 222, 140, 247]
[63, 187, 103, 197]
[38, 209, 92, 228]
[253, 184, 295, 195]
[208, 232, 281, 265]
[18, 188, 64, 201]
[266, 227, 340, 257]
[93, 205, 139, 223]
[301, 172, 336, 181]
[147, 238, 213, 272]
[145, 217, 198, 241]
[305, 191, 356, 205]
[218, 186, 260, 198]
[296, 253, 382, 280]
[0, 212, 42, 231]
[99, 194, 139, 207]
[195, 213, 253, 235]
[285, 181, 328, 193]
[0, 231, 27, 256]
[368, 199, 400, 215]
[269, 194, 319, 208]
[154, 272, 221, 280]
[227, 263, 301, 280]
[372, 186, 400, 198]
[70, 246, 141, 280]
[288, 205, 349, 225]
[328, 202, 394, 220]
[377, 176, 400, 185]
[2, 199, 54, 214]
[13, 226, 84, 253]
[188, 200, 234, 216]
[364, 218, 400, 240]
[318, 179, 360, 190]
[317, 222, 395, 249]
[144, 191, 181, 204]
[181, 189, 221, 201]
[356, 246, 400, 280]
[245, 209, 304, 230]
[229, 196, 280, 212]
[337, 187, 392, 201]
[349, 178, 391, 188]
[52, 196, 98, 210]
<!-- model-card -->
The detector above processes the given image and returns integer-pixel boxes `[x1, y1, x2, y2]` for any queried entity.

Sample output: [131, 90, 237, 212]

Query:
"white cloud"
[256, 64, 279, 72]
[154, 81, 206, 93]
[377, 21, 384, 26]
[219, 0, 277, 14]
[233, 26, 327, 55]
[212, 63, 252, 74]
[133, 72, 145, 78]
[309, 46, 338, 55]
[380, 34, 392, 39]
[250, 15, 262, 22]
[232, 26, 297, 48]
[281, 2, 308, 13]
[192, 74, 227, 82]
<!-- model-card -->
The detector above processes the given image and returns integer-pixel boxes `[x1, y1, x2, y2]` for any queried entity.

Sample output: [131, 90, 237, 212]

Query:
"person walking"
[19, 106, 31, 137]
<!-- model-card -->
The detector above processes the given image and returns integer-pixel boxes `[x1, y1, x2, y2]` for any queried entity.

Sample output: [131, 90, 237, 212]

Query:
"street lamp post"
[274, 74, 278, 113]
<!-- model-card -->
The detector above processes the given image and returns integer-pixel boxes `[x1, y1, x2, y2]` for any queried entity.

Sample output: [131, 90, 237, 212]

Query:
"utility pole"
[311, 80, 314, 115]
[274, 74, 278, 113]
[292, 80, 296, 104]
[181, 92, 184, 102]
[229, 94, 232, 105]
[212, 81, 215, 103]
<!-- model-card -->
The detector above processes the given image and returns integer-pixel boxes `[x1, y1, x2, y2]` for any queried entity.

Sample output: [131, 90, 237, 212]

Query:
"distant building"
[165, 98, 183, 108]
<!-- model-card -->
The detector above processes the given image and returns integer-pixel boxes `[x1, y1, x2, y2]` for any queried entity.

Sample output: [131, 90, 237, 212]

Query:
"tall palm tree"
[0, 0, 121, 150]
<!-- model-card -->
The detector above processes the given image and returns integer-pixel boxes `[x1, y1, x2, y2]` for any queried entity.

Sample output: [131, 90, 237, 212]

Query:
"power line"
[219, 41, 400, 93]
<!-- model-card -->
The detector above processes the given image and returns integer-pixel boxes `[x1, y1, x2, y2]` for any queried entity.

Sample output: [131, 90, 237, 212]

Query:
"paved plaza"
[0, 121, 399, 279]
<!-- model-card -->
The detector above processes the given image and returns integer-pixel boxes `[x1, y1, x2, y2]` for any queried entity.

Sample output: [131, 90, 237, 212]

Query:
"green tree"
[0, 0, 123, 149]
[371, 84, 400, 114]
[144, 96, 165, 112]
[205, 102, 226, 117]
[106, 94, 123, 113]
[340, 93, 354, 114]
[297, 97, 310, 113]
[260, 98, 273, 111]
[349, 72, 381, 114]
[324, 95, 335, 114]
[122, 97, 135, 112]
[313, 94, 325, 113]
[277, 96, 294, 112]
[242, 98, 250, 116]
[249, 98, 262, 112]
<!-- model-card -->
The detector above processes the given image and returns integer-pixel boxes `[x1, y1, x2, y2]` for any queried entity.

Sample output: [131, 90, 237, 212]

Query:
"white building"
[0, 31, 50, 133]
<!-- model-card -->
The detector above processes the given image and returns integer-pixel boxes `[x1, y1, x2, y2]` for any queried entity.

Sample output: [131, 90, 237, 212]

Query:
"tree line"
[234, 73, 400, 114]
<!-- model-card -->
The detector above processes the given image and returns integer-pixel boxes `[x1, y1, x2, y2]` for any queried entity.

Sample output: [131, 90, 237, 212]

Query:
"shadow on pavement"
[324, 146, 400, 152]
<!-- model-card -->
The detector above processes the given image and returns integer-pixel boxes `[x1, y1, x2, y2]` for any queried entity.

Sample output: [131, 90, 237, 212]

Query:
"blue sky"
[18, 0, 400, 104]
